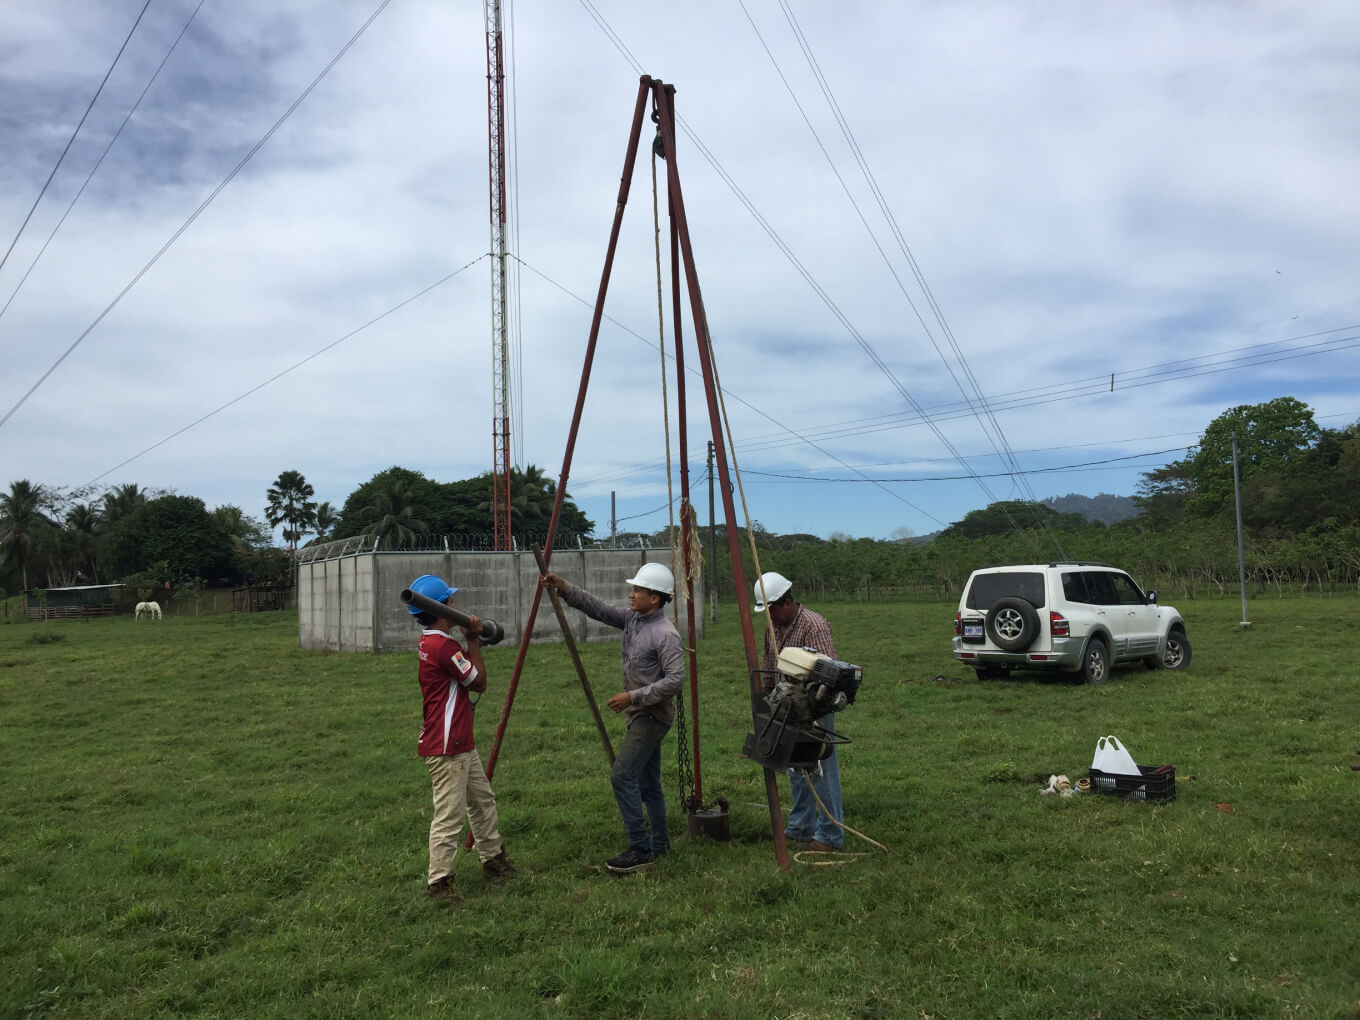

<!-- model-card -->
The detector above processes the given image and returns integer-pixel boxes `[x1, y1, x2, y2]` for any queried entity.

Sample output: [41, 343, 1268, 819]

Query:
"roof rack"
[1047, 561, 1113, 568]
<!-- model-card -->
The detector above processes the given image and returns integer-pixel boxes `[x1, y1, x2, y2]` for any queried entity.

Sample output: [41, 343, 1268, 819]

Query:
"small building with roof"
[25, 584, 124, 621]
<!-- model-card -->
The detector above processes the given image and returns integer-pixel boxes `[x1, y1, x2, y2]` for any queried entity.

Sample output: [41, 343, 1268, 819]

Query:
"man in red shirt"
[409, 573, 515, 903]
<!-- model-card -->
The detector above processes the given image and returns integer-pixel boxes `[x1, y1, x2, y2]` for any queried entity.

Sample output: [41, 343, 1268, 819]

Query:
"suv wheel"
[1078, 638, 1109, 685]
[984, 597, 1040, 652]
[1160, 630, 1191, 670]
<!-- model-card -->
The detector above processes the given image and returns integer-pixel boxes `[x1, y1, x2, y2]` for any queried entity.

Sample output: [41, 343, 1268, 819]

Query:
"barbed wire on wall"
[295, 531, 663, 562]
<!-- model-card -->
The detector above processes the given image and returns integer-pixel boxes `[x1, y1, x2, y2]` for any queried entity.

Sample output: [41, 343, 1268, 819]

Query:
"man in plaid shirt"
[754, 571, 845, 852]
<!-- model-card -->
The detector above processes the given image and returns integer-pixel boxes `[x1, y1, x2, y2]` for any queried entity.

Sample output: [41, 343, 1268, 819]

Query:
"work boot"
[808, 840, 841, 853]
[426, 875, 462, 905]
[482, 848, 517, 880]
[604, 847, 655, 874]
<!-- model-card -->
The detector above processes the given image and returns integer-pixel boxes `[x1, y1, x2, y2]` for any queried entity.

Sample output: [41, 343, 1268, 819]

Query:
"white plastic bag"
[1091, 735, 1140, 776]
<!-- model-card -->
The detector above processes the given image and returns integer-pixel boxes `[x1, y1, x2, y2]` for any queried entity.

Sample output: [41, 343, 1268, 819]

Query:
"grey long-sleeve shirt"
[558, 581, 685, 726]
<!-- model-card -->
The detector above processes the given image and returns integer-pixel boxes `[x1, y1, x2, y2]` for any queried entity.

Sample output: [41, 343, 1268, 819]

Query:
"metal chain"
[674, 689, 698, 813]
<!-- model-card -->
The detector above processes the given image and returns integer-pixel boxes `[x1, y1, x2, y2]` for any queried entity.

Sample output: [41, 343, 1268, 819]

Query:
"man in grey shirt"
[541, 562, 684, 873]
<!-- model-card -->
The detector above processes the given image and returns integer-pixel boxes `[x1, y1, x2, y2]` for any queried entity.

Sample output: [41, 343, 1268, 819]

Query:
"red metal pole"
[668, 160, 703, 806]
[655, 82, 788, 871]
[479, 77, 653, 787]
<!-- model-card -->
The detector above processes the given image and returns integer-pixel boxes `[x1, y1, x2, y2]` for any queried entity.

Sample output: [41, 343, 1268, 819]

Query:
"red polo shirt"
[416, 629, 480, 757]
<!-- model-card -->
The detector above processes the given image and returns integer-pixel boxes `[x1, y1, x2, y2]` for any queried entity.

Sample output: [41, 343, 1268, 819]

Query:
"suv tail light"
[954, 612, 962, 636]
[1049, 611, 1069, 637]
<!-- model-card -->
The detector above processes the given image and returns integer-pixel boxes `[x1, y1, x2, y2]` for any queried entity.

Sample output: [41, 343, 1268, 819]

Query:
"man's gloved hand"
[540, 572, 566, 594]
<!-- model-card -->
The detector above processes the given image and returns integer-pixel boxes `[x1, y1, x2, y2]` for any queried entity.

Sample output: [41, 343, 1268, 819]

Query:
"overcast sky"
[2, 0, 1357, 543]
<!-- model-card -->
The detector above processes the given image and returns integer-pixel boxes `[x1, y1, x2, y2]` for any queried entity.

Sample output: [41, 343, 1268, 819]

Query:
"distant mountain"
[1041, 492, 1138, 525]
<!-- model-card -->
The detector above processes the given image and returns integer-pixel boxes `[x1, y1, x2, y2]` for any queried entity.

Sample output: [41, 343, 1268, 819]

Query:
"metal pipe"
[400, 588, 506, 645]
[1231, 431, 1252, 630]
[669, 173, 703, 806]
[532, 544, 614, 765]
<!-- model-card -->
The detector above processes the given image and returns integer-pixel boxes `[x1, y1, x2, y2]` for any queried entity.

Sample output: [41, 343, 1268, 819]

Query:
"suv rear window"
[966, 571, 1045, 609]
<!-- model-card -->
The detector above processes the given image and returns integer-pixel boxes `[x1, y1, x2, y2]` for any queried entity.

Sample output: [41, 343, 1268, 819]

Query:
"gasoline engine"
[741, 646, 863, 771]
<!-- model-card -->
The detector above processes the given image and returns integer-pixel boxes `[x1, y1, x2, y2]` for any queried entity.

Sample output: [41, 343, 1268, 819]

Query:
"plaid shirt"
[761, 604, 837, 673]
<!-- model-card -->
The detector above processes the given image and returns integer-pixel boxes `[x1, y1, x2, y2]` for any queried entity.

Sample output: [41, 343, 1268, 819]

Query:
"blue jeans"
[786, 711, 843, 848]
[611, 714, 671, 854]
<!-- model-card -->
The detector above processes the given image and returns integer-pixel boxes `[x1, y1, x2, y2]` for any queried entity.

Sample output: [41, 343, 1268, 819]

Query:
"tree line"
[678, 397, 1360, 600]
[3, 395, 1355, 601]
[0, 464, 593, 598]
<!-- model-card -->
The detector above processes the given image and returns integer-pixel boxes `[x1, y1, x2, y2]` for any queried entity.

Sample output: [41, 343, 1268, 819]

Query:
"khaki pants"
[425, 749, 503, 884]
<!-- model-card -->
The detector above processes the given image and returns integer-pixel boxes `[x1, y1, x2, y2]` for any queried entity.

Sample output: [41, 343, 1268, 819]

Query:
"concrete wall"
[298, 547, 702, 653]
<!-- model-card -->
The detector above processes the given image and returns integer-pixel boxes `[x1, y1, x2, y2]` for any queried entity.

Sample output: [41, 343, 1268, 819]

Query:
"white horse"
[135, 601, 162, 620]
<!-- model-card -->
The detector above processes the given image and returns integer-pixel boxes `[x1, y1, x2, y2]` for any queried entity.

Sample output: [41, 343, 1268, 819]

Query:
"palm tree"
[0, 480, 56, 590]
[265, 470, 318, 552]
[64, 503, 103, 583]
[360, 483, 428, 549]
[314, 501, 337, 543]
[478, 464, 560, 537]
[101, 483, 146, 530]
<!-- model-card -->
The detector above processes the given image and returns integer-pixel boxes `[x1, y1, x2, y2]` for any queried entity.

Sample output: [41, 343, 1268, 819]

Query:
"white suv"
[951, 562, 1191, 683]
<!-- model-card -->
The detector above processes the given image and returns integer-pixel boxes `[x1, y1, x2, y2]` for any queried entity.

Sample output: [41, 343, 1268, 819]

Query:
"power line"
[510, 252, 949, 527]
[0, 0, 153, 279]
[574, 1, 1047, 553]
[739, 323, 1360, 446]
[0, 0, 394, 435]
[741, 446, 1189, 484]
[738, 328, 1360, 454]
[0, 0, 209, 325]
[80, 254, 487, 488]
[740, 0, 1062, 555]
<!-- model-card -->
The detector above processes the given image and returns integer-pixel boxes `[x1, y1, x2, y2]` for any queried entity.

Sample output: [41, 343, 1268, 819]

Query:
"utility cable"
[0, 0, 394, 435]
[765, 0, 1063, 553]
[80, 253, 486, 487]
[573, 2, 1033, 551]
[0, 0, 209, 325]
[738, 330, 1360, 455]
[511, 251, 947, 527]
[740, 446, 1189, 484]
[507, 0, 527, 469]
[741, 322, 1360, 446]
[0, 0, 153, 280]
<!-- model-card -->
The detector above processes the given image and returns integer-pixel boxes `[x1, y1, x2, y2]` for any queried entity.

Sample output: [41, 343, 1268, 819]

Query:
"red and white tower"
[485, 0, 512, 550]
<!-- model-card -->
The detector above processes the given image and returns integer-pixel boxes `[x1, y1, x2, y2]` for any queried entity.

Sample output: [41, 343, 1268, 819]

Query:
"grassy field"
[2, 595, 1358, 1018]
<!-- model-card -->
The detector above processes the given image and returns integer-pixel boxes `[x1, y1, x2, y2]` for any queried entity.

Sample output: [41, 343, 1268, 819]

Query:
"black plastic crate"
[1088, 764, 1176, 803]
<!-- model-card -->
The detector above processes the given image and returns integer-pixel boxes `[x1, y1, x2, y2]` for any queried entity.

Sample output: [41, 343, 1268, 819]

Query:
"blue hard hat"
[408, 574, 458, 614]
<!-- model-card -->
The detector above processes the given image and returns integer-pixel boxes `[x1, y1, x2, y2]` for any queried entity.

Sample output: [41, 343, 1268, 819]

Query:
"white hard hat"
[626, 561, 675, 597]
[752, 571, 792, 612]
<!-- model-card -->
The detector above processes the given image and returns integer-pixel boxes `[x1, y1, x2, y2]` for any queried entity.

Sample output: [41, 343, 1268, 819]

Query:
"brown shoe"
[482, 849, 517, 880]
[426, 876, 462, 904]
[808, 840, 841, 852]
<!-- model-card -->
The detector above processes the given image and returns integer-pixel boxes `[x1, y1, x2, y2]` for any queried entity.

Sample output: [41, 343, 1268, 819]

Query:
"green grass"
[2, 597, 1359, 1018]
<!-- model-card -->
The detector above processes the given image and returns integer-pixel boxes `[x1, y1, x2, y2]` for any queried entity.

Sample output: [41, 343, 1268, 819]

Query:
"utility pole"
[1231, 431, 1252, 629]
[707, 440, 716, 621]
[485, 0, 513, 550]
[610, 490, 617, 548]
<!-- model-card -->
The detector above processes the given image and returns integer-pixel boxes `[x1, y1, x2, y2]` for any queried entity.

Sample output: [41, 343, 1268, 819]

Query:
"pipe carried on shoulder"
[400, 588, 506, 645]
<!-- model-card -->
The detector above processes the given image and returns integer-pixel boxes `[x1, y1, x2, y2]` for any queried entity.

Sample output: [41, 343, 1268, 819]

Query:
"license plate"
[963, 622, 983, 638]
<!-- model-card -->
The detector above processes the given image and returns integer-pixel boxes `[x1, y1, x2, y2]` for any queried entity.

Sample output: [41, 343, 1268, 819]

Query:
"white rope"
[791, 769, 889, 865]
